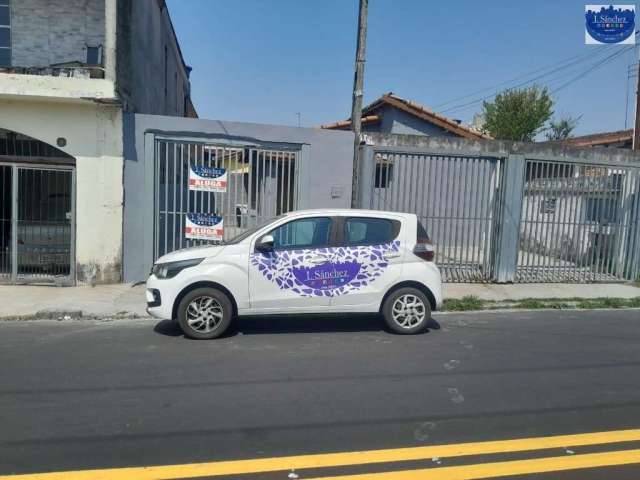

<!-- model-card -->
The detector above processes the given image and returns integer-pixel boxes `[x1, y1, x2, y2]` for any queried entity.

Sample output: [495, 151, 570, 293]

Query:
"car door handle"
[308, 256, 329, 265]
[384, 252, 401, 259]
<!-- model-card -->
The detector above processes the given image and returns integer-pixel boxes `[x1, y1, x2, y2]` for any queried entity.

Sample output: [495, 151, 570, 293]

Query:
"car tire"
[382, 287, 431, 335]
[177, 287, 233, 340]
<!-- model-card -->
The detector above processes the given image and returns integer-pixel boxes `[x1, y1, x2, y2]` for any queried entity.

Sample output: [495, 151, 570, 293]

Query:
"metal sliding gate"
[359, 145, 640, 283]
[0, 163, 75, 285]
[516, 159, 640, 283]
[154, 140, 299, 260]
[362, 149, 504, 282]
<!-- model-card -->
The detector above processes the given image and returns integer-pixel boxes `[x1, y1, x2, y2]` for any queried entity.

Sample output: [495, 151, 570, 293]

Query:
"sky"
[166, 0, 638, 136]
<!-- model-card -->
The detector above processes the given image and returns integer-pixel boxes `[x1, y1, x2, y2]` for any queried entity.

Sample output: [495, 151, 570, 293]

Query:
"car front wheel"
[177, 287, 233, 339]
[382, 287, 431, 334]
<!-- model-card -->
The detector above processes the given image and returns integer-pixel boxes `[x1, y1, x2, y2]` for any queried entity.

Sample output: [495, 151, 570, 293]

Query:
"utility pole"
[634, 46, 640, 149]
[350, 0, 368, 207]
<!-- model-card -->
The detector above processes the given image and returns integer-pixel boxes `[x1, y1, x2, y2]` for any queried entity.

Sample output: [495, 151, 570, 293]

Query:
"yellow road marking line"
[308, 448, 640, 480]
[1, 429, 640, 479]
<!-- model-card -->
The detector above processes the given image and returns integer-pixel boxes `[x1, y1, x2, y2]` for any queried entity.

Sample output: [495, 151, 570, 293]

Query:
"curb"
[0, 310, 150, 322]
[435, 307, 640, 315]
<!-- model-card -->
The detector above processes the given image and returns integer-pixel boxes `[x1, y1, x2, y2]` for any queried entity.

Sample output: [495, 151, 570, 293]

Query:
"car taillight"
[414, 236, 434, 261]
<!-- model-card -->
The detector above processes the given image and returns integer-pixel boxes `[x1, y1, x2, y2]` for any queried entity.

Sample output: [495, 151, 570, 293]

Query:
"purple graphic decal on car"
[250, 241, 400, 297]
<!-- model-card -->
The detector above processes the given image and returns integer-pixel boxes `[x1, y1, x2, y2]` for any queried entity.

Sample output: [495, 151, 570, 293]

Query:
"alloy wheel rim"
[186, 296, 224, 333]
[391, 294, 426, 329]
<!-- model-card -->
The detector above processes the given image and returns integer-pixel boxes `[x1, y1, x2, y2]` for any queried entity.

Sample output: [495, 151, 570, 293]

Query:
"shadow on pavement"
[154, 315, 441, 338]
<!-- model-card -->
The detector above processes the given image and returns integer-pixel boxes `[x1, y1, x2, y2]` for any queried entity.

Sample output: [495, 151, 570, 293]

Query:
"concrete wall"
[116, 0, 191, 116]
[0, 97, 123, 284]
[363, 132, 640, 164]
[10, 0, 105, 67]
[0, 73, 115, 100]
[123, 113, 354, 282]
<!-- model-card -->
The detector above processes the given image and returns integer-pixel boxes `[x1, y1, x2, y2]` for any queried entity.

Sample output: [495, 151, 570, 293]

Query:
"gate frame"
[143, 131, 310, 266]
[0, 161, 76, 286]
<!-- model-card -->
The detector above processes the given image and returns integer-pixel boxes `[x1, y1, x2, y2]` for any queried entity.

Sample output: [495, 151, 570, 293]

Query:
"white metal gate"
[154, 140, 299, 260]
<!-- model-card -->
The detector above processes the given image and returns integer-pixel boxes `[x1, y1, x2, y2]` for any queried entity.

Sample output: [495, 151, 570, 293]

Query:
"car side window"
[344, 217, 398, 246]
[269, 217, 332, 250]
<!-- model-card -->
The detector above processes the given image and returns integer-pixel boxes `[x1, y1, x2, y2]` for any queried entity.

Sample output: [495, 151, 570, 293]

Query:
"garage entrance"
[0, 130, 75, 285]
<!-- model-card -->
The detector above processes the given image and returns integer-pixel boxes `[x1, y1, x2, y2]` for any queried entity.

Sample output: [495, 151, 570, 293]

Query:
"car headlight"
[152, 258, 204, 279]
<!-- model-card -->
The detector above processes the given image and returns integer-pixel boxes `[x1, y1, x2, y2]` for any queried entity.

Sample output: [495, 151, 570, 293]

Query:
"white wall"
[0, 97, 123, 284]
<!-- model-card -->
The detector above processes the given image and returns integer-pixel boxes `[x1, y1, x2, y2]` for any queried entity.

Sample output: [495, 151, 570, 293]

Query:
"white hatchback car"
[146, 209, 442, 339]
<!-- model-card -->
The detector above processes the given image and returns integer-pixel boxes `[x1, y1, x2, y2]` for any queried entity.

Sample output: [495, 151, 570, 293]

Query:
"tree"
[481, 86, 554, 141]
[545, 116, 580, 141]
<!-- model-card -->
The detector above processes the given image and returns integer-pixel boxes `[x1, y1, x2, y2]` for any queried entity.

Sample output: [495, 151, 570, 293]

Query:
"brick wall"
[11, 0, 105, 67]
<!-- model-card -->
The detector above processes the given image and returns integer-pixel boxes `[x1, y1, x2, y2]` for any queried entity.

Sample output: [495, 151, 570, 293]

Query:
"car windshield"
[224, 215, 286, 244]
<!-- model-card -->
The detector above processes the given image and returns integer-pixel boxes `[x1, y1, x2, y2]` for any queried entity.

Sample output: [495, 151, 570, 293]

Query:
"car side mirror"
[256, 234, 274, 252]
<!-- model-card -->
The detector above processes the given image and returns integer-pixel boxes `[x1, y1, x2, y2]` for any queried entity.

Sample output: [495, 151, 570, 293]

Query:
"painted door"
[329, 216, 404, 308]
[248, 216, 334, 311]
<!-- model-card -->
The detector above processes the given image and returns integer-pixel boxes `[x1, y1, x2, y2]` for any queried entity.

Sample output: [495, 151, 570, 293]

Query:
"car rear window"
[417, 220, 429, 238]
[343, 217, 399, 245]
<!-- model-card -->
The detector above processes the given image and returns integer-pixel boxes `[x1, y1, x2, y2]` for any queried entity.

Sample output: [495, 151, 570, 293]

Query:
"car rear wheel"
[382, 287, 430, 334]
[177, 287, 233, 339]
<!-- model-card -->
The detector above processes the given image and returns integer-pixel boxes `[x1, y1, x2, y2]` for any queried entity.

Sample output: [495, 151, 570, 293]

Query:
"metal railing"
[0, 163, 75, 285]
[358, 144, 640, 284]
[517, 160, 640, 282]
[154, 140, 299, 260]
[363, 149, 503, 282]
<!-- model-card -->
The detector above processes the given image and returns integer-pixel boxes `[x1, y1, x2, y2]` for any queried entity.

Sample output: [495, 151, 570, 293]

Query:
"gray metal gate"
[517, 159, 640, 282]
[154, 140, 299, 260]
[0, 163, 75, 285]
[358, 142, 640, 284]
[360, 147, 504, 282]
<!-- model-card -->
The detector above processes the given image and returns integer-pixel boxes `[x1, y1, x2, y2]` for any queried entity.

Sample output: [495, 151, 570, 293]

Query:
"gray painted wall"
[10, 0, 105, 67]
[117, 0, 191, 116]
[123, 113, 354, 282]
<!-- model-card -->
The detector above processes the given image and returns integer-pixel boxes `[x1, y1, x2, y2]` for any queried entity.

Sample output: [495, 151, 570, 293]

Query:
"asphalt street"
[1, 309, 640, 479]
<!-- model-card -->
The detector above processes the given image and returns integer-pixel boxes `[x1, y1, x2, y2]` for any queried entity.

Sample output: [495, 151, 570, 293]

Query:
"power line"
[551, 45, 634, 93]
[440, 46, 617, 115]
[437, 31, 640, 117]
[440, 45, 629, 116]
[433, 48, 611, 110]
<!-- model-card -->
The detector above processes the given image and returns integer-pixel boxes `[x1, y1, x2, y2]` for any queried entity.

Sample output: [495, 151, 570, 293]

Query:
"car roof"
[283, 208, 415, 219]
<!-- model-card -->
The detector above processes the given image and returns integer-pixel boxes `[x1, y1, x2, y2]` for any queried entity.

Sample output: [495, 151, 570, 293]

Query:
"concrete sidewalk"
[0, 283, 149, 319]
[1, 282, 639, 319]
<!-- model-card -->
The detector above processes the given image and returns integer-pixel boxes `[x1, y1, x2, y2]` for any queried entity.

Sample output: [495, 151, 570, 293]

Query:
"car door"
[248, 216, 335, 312]
[329, 215, 405, 309]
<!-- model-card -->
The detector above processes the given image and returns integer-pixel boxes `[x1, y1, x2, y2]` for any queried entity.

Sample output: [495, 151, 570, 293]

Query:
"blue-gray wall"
[362, 105, 458, 137]
[122, 113, 354, 282]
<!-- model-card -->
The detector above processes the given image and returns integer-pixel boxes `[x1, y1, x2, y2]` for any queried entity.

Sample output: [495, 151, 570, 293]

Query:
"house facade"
[322, 93, 490, 140]
[560, 129, 633, 149]
[0, 0, 193, 285]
